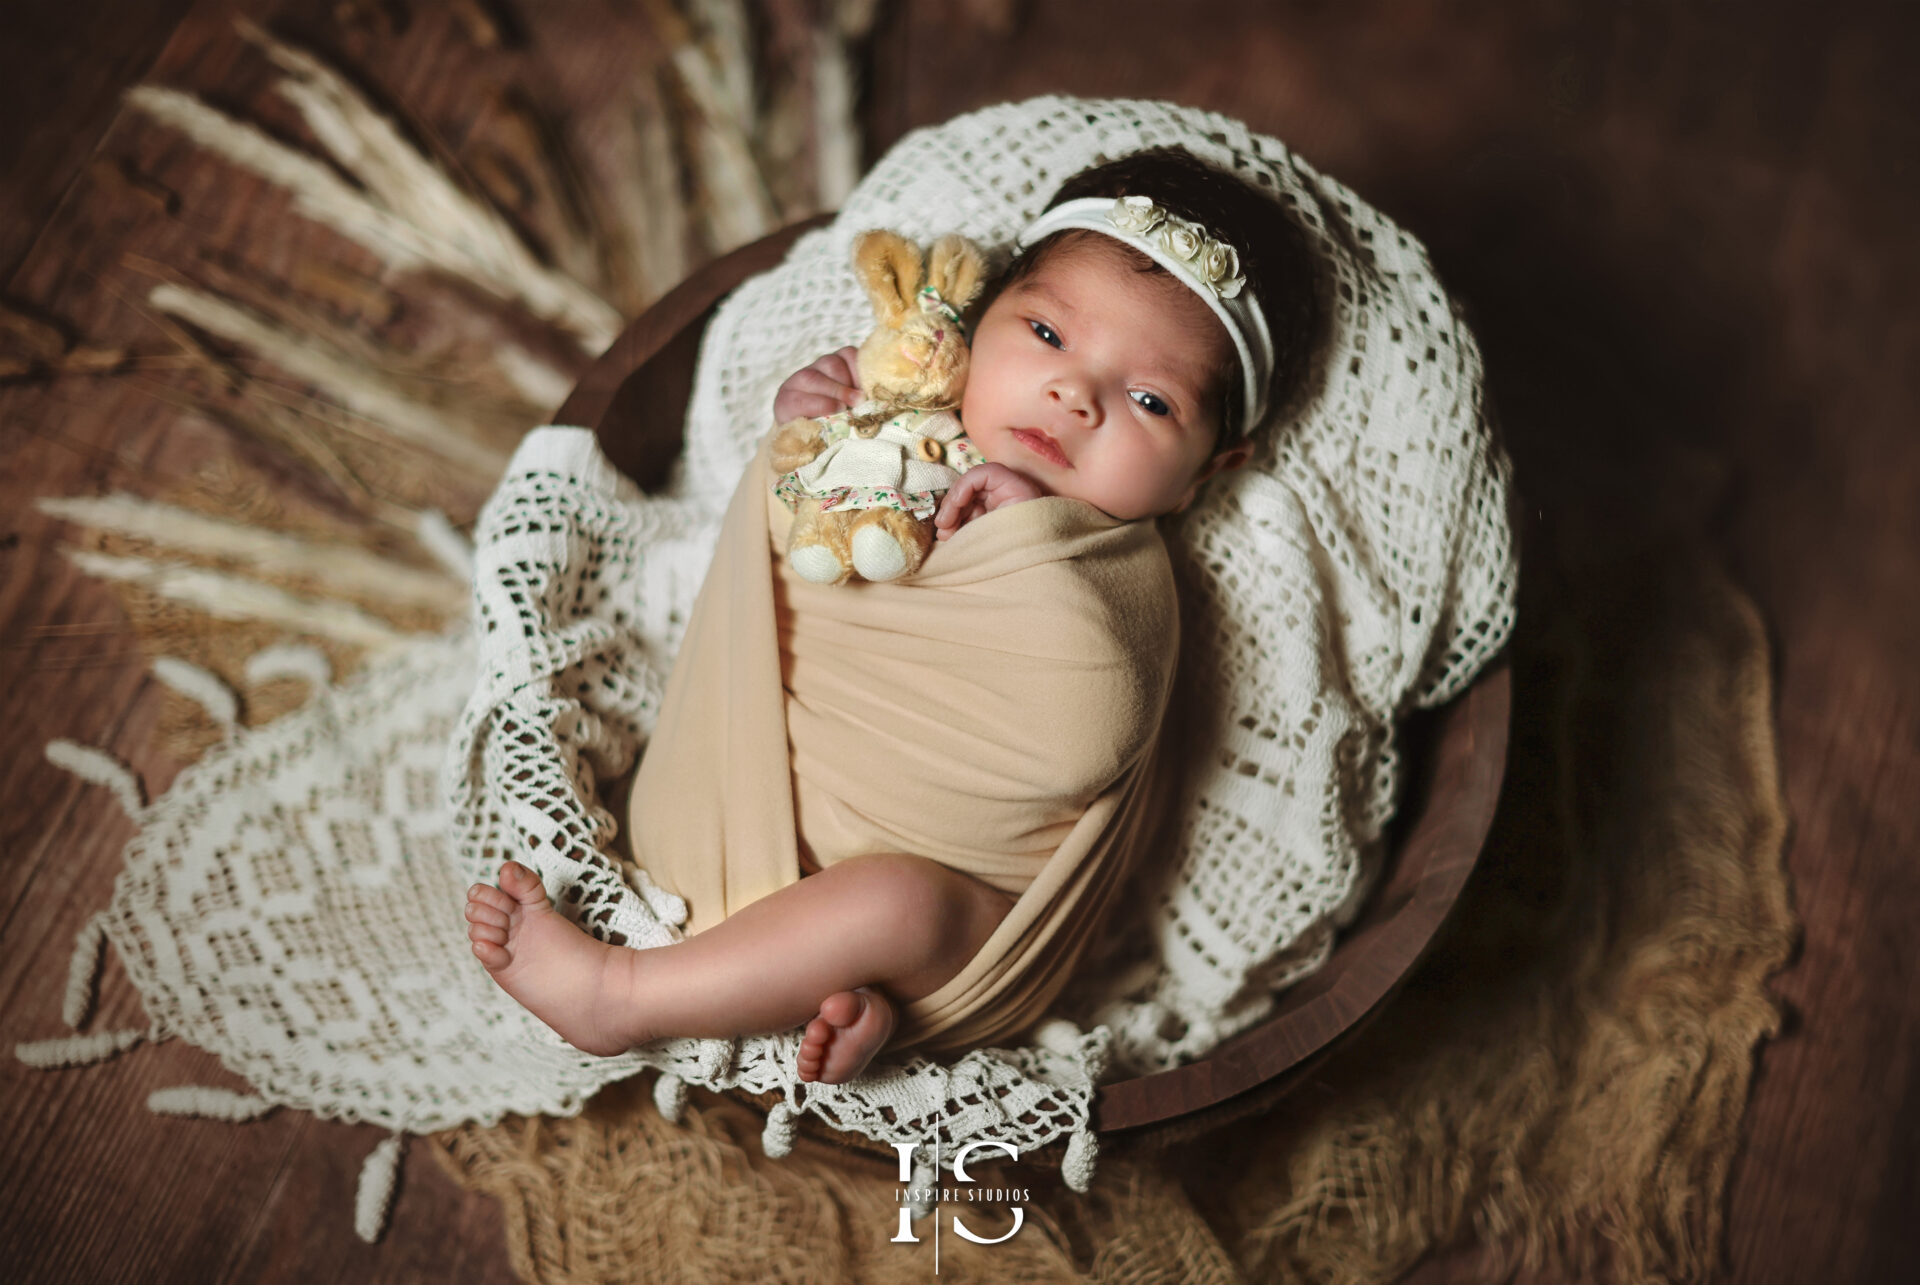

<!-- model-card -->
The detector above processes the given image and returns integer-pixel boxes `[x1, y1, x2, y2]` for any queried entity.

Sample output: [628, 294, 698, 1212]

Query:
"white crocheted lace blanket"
[444, 94, 1515, 1156]
[21, 96, 1515, 1215]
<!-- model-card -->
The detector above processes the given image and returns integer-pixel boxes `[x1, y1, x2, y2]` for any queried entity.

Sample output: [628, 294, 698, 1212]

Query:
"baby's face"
[959, 238, 1234, 521]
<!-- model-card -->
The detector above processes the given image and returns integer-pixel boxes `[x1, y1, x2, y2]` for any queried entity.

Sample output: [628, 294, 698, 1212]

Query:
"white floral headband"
[1016, 195, 1275, 434]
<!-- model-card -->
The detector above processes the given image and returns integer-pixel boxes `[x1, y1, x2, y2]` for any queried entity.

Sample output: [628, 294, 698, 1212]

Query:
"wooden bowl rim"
[566, 218, 1512, 1142]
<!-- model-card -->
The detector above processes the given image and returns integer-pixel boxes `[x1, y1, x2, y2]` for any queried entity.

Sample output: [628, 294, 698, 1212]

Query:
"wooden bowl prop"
[564, 220, 1512, 1165]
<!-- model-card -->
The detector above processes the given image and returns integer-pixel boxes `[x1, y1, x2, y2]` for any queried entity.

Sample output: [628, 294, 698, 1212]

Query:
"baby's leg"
[465, 852, 1014, 1080]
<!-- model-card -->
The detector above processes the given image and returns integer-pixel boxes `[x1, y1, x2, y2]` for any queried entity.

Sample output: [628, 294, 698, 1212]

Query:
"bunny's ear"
[925, 235, 988, 312]
[852, 231, 923, 327]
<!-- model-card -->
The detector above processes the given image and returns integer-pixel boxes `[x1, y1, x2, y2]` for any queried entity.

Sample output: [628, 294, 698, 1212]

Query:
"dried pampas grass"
[65, 551, 418, 651]
[644, 0, 780, 253]
[125, 23, 620, 352]
[37, 493, 467, 615]
[147, 282, 510, 476]
[597, 70, 693, 310]
[63, 3, 886, 734]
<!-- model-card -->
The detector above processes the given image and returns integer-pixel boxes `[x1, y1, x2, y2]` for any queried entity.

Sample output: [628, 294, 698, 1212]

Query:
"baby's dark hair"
[984, 146, 1319, 445]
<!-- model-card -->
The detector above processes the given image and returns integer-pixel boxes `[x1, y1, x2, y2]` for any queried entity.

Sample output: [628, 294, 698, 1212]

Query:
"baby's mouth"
[1010, 428, 1071, 469]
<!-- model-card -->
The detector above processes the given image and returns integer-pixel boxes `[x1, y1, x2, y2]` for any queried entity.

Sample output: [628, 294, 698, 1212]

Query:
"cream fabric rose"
[1107, 195, 1165, 235]
[1158, 216, 1204, 262]
[1201, 242, 1245, 298]
[1098, 199, 1243, 297]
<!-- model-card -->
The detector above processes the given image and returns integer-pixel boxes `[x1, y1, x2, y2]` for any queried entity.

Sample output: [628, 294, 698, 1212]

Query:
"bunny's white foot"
[790, 544, 849, 584]
[850, 526, 909, 582]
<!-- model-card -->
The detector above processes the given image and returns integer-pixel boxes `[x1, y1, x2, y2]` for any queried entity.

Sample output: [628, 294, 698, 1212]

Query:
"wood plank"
[0, 0, 196, 280]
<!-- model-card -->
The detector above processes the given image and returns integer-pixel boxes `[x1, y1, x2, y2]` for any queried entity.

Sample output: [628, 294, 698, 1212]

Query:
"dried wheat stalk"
[755, 0, 819, 221]
[66, 551, 416, 651]
[598, 70, 693, 309]
[38, 493, 467, 615]
[476, 88, 608, 298]
[131, 248, 556, 441]
[815, 0, 883, 208]
[125, 23, 620, 352]
[2, 302, 71, 360]
[643, 0, 779, 253]
[148, 282, 510, 476]
[688, 0, 756, 129]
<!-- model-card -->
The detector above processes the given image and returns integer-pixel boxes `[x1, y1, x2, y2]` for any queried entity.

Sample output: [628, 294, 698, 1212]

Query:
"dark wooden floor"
[4, 1, 1917, 1282]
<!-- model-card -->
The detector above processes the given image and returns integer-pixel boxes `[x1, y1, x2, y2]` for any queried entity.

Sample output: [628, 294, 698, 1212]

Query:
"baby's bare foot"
[464, 860, 646, 1057]
[796, 986, 897, 1084]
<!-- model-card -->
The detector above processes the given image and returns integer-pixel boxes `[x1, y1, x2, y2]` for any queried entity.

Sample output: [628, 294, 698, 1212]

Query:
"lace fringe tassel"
[908, 1150, 937, 1221]
[62, 913, 108, 1029]
[152, 656, 239, 732]
[1062, 1127, 1098, 1193]
[44, 739, 144, 820]
[354, 1133, 405, 1243]
[15, 1026, 146, 1069]
[760, 1099, 798, 1158]
[652, 1071, 688, 1123]
[148, 1086, 274, 1120]
[415, 509, 474, 583]
[244, 642, 332, 693]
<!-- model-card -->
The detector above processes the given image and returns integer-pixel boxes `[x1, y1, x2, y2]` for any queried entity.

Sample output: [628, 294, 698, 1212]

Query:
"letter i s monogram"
[890, 1143, 920, 1243]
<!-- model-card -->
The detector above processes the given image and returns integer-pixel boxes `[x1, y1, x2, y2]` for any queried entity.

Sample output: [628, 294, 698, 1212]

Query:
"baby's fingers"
[945, 468, 989, 509]
[935, 477, 985, 539]
[935, 480, 975, 524]
[794, 368, 860, 404]
[821, 346, 862, 394]
[785, 394, 847, 420]
[774, 368, 861, 422]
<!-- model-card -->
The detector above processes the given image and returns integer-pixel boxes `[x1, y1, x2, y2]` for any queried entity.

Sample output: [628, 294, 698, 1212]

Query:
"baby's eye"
[1130, 390, 1171, 417]
[1027, 319, 1063, 349]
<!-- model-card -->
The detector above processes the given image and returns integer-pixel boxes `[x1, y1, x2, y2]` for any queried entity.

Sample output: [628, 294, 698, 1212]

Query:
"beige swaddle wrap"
[628, 434, 1178, 1053]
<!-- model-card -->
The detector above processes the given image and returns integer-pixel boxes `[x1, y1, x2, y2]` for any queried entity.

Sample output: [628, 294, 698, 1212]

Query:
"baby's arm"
[934, 462, 1046, 540]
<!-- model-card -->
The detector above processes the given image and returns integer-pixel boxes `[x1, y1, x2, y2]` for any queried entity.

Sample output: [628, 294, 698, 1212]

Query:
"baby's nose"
[1049, 385, 1096, 419]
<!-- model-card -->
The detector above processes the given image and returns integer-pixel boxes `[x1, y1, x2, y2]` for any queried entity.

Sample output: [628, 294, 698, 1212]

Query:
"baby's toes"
[469, 931, 510, 969]
[818, 990, 864, 1028]
[468, 918, 508, 947]
[467, 883, 517, 916]
[465, 898, 510, 931]
[797, 1018, 833, 1080]
[496, 861, 548, 906]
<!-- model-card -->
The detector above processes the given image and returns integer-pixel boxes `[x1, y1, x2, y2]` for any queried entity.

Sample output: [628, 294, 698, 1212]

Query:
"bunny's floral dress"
[771, 403, 985, 520]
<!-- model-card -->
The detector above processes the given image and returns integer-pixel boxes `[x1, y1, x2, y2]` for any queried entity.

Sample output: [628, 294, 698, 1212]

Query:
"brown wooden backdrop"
[3, 1, 1916, 1281]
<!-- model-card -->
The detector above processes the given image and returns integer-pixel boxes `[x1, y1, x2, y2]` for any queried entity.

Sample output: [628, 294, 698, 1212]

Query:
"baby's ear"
[852, 231, 923, 327]
[924, 235, 987, 312]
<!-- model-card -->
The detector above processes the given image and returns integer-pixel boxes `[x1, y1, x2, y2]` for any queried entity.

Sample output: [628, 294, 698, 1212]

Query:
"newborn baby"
[464, 146, 1315, 1085]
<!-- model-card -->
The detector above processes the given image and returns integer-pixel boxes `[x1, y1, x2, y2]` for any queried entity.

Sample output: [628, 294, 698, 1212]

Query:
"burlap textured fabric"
[431, 553, 1796, 1284]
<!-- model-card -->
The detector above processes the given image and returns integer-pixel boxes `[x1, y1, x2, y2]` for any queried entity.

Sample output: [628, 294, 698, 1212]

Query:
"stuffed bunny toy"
[769, 229, 988, 585]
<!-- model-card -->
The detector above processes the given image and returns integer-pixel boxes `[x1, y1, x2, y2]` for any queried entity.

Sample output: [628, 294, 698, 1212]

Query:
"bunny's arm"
[770, 416, 831, 474]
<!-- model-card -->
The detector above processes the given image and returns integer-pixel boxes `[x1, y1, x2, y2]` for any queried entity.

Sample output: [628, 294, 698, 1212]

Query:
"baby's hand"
[772, 346, 862, 424]
[935, 463, 1046, 540]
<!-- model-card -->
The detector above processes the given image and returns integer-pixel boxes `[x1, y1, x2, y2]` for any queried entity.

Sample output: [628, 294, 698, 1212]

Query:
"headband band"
[1016, 195, 1274, 435]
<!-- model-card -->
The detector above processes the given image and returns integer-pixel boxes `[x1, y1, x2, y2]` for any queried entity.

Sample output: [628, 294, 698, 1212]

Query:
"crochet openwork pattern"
[26, 97, 1515, 1208]
[446, 95, 1517, 1169]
